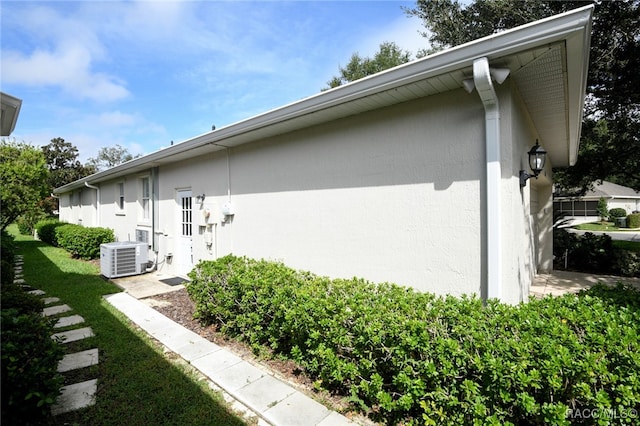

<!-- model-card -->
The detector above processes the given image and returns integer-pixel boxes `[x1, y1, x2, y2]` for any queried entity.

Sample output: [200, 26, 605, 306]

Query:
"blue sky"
[1, 1, 427, 162]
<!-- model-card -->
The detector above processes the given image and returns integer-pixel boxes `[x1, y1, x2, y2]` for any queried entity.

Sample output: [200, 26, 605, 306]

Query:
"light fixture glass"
[520, 140, 547, 187]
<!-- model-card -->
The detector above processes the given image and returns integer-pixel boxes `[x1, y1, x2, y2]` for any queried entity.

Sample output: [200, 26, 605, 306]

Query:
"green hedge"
[608, 208, 628, 222]
[628, 213, 640, 229]
[1, 284, 64, 423]
[35, 218, 65, 246]
[55, 224, 115, 259]
[187, 256, 640, 424]
[34, 219, 114, 259]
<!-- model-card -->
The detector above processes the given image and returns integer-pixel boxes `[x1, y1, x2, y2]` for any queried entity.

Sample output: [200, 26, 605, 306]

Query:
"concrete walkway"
[104, 291, 354, 426]
[531, 269, 640, 298]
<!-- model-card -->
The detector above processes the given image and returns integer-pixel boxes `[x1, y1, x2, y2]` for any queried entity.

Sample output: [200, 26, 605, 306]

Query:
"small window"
[117, 182, 125, 211]
[141, 177, 150, 220]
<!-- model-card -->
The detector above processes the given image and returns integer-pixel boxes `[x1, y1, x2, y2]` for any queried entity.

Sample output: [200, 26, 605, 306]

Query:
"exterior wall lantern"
[519, 140, 547, 187]
[195, 194, 205, 204]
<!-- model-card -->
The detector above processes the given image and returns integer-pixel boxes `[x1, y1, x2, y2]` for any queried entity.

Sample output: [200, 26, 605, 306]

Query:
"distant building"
[554, 181, 640, 222]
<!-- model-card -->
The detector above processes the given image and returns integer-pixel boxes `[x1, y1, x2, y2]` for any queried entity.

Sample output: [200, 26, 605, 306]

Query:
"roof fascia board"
[54, 5, 593, 194]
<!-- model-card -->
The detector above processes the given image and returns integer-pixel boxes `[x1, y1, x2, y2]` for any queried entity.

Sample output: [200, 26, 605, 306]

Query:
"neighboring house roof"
[54, 5, 593, 194]
[1, 92, 22, 136]
[556, 181, 640, 200]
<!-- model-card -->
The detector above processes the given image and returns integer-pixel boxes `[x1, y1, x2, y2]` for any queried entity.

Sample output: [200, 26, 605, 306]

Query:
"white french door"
[176, 190, 193, 276]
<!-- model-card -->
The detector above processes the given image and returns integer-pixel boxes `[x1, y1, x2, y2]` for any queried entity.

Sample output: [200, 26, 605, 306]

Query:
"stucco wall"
[157, 90, 487, 296]
[58, 85, 547, 303]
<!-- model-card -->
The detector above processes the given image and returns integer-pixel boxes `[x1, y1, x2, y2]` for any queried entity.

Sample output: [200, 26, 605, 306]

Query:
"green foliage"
[597, 197, 609, 220]
[42, 137, 96, 190]
[87, 144, 140, 172]
[1, 231, 16, 286]
[0, 139, 49, 231]
[325, 42, 412, 89]
[187, 255, 640, 424]
[628, 213, 640, 229]
[1, 274, 64, 423]
[17, 210, 49, 235]
[55, 224, 115, 259]
[35, 218, 65, 246]
[609, 208, 628, 220]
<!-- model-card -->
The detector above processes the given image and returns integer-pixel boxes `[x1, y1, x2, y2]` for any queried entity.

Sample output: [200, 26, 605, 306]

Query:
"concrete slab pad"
[54, 314, 85, 329]
[210, 361, 267, 392]
[317, 411, 357, 426]
[42, 304, 72, 316]
[155, 327, 222, 359]
[51, 379, 97, 415]
[52, 327, 94, 343]
[104, 292, 177, 334]
[111, 272, 186, 298]
[264, 391, 332, 426]
[58, 348, 99, 372]
[44, 297, 61, 305]
[27, 289, 45, 296]
[191, 350, 243, 378]
[234, 374, 296, 413]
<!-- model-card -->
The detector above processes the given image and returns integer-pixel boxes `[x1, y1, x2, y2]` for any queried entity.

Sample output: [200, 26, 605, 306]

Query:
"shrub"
[55, 224, 114, 259]
[17, 210, 49, 235]
[608, 207, 627, 221]
[553, 230, 615, 274]
[1, 309, 64, 424]
[597, 197, 608, 220]
[187, 256, 640, 424]
[35, 218, 65, 246]
[628, 213, 640, 229]
[1, 278, 63, 423]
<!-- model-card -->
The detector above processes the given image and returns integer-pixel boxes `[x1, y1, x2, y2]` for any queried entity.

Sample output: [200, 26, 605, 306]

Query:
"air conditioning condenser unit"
[100, 241, 149, 278]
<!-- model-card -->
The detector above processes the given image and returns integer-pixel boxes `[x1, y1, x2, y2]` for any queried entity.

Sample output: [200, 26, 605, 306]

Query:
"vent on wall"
[135, 228, 150, 244]
[100, 241, 148, 278]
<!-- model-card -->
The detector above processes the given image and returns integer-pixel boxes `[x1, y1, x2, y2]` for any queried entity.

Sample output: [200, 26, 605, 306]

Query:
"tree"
[42, 137, 95, 190]
[597, 197, 608, 221]
[405, 0, 640, 192]
[87, 144, 140, 171]
[0, 139, 49, 231]
[325, 42, 412, 89]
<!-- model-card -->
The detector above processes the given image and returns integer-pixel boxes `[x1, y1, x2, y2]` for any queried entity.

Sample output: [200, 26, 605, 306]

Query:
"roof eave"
[54, 5, 593, 194]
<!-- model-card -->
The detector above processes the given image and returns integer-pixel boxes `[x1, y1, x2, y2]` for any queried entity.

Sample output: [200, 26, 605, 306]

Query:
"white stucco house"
[55, 6, 593, 304]
[554, 181, 640, 224]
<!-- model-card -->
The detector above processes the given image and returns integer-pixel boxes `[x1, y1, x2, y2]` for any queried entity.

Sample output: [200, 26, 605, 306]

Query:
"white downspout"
[84, 181, 100, 227]
[472, 57, 509, 301]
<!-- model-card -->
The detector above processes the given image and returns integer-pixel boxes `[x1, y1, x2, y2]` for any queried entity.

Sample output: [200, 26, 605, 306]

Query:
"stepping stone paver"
[13, 278, 25, 285]
[28, 289, 46, 296]
[58, 348, 99, 372]
[54, 314, 85, 329]
[43, 304, 72, 316]
[44, 296, 61, 305]
[51, 379, 98, 415]
[51, 327, 94, 343]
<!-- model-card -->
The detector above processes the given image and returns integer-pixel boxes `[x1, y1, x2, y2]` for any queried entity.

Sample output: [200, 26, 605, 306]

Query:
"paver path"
[13, 256, 100, 416]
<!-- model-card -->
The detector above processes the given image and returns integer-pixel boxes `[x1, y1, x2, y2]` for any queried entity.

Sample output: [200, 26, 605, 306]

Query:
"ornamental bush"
[608, 207, 628, 221]
[55, 224, 114, 259]
[35, 218, 65, 246]
[628, 213, 640, 229]
[1, 282, 64, 423]
[187, 256, 640, 425]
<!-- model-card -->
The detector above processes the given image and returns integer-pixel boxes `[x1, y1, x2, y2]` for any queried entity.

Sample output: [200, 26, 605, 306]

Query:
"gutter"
[471, 57, 510, 301]
[84, 182, 100, 227]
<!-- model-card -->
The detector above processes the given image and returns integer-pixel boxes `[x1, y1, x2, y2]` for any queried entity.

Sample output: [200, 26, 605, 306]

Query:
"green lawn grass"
[613, 240, 640, 252]
[574, 221, 622, 231]
[9, 226, 247, 426]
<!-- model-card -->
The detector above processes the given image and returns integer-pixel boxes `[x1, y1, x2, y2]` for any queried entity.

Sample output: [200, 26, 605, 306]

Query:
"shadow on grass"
[16, 239, 246, 426]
